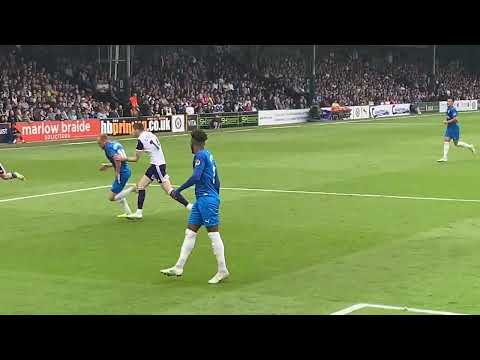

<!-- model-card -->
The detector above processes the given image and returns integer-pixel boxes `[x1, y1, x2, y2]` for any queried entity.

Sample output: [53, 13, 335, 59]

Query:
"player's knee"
[207, 226, 219, 233]
[187, 225, 199, 233]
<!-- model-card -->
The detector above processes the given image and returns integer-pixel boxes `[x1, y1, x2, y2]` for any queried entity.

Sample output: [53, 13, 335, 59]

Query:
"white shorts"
[0, 163, 5, 175]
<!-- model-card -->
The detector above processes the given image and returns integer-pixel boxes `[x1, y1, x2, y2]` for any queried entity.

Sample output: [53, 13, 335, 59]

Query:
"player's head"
[447, 98, 454, 107]
[190, 129, 208, 154]
[132, 122, 145, 137]
[97, 134, 109, 149]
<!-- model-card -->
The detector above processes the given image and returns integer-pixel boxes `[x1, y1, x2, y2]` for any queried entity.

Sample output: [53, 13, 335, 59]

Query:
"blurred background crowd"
[1, 44, 479, 123]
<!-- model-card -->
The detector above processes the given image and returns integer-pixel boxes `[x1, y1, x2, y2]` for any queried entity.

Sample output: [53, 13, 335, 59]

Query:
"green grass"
[2, 113, 480, 314]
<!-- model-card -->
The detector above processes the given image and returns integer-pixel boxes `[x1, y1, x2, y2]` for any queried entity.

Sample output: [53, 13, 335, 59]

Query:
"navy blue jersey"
[446, 106, 459, 128]
[104, 141, 130, 173]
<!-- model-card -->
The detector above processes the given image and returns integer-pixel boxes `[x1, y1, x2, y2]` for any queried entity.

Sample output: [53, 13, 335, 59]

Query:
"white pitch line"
[348, 122, 432, 126]
[0, 185, 111, 203]
[330, 303, 465, 315]
[364, 303, 465, 315]
[3, 184, 480, 205]
[330, 303, 368, 315]
[217, 186, 480, 204]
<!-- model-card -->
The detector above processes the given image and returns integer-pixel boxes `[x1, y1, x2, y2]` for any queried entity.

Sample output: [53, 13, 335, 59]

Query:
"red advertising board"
[16, 120, 101, 142]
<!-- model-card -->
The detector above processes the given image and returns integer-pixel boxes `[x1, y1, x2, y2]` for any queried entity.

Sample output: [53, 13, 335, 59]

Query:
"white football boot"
[160, 266, 183, 277]
[208, 270, 230, 284]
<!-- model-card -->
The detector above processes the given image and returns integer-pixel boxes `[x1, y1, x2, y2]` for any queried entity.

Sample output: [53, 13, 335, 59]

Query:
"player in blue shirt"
[97, 134, 137, 217]
[161, 129, 229, 284]
[438, 98, 475, 162]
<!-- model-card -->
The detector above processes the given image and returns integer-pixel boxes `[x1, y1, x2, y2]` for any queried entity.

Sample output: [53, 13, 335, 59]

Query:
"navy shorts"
[145, 164, 169, 183]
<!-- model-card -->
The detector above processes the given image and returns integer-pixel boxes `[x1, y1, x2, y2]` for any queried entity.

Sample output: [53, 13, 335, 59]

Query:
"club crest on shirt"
[195, 159, 201, 167]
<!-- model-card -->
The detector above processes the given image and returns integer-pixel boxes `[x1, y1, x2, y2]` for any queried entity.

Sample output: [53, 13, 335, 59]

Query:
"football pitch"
[2, 113, 480, 314]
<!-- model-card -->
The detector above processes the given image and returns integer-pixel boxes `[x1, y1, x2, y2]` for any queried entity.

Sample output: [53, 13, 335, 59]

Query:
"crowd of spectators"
[257, 53, 480, 107]
[313, 57, 480, 107]
[2, 46, 480, 124]
[130, 47, 308, 117]
[0, 50, 123, 124]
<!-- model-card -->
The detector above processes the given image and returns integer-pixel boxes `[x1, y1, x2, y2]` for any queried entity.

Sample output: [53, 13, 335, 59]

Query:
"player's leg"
[203, 199, 229, 284]
[438, 135, 451, 162]
[161, 204, 202, 277]
[109, 172, 133, 217]
[155, 164, 193, 210]
[128, 175, 152, 219]
[206, 224, 229, 284]
[454, 134, 476, 155]
[163, 178, 193, 210]
[0, 163, 25, 181]
[113, 184, 137, 201]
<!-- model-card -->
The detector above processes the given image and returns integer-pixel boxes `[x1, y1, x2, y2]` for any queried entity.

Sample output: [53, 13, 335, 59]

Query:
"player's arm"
[113, 158, 122, 182]
[175, 156, 206, 193]
[127, 150, 142, 162]
[127, 140, 144, 163]
[444, 115, 458, 124]
[99, 163, 113, 171]
[112, 150, 126, 182]
[444, 110, 459, 124]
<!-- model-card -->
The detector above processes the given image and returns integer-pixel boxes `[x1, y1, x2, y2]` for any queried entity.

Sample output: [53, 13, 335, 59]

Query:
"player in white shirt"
[126, 123, 193, 219]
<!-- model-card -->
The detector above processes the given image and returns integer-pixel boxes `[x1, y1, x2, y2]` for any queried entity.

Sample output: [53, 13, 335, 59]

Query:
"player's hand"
[443, 120, 448, 124]
[170, 189, 178, 200]
[99, 164, 109, 171]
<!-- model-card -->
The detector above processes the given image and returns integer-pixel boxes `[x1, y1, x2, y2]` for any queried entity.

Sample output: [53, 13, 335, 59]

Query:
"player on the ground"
[0, 163, 25, 181]
[437, 98, 476, 162]
[125, 123, 192, 219]
[97, 134, 136, 217]
[161, 129, 229, 284]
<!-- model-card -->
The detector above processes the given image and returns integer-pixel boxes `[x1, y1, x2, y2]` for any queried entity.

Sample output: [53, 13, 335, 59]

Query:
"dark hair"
[133, 122, 144, 131]
[191, 129, 208, 145]
[448, 98, 455, 102]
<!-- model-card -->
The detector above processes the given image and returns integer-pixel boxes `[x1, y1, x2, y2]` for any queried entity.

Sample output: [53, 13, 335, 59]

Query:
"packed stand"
[131, 48, 308, 117]
[2, 47, 480, 124]
[0, 50, 123, 124]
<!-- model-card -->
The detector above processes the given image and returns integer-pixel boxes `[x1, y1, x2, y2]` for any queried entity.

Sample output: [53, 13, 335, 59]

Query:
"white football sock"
[114, 186, 136, 201]
[457, 141, 472, 149]
[208, 232, 228, 273]
[118, 198, 132, 215]
[175, 229, 197, 269]
[443, 142, 450, 159]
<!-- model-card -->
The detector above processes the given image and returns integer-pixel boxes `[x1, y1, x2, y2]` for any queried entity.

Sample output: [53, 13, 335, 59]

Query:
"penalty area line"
[330, 303, 466, 315]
